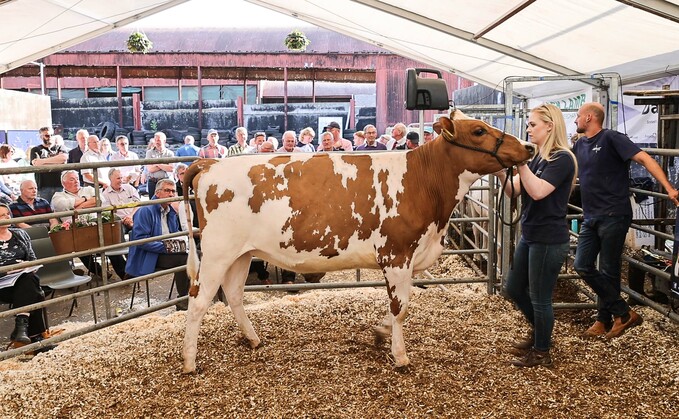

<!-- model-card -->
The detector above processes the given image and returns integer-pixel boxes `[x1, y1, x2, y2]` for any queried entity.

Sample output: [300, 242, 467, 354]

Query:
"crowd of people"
[1, 109, 675, 364]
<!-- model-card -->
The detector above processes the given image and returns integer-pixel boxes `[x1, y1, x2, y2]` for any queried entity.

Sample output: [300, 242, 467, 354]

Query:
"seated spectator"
[423, 127, 434, 143]
[173, 163, 199, 233]
[0, 204, 56, 353]
[259, 141, 275, 153]
[406, 131, 420, 149]
[126, 179, 189, 310]
[297, 127, 316, 152]
[353, 131, 365, 149]
[318, 131, 336, 152]
[0, 145, 23, 196]
[322, 121, 353, 151]
[30, 126, 68, 203]
[379, 134, 392, 147]
[267, 136, 279, 150]
[175, 135, 200, 164]
[99, 138, 113, 161]
[228, 127, 248, 156]
[80, 135, 110, 189]
[10, 179, 57, 229]
[101, 168, 140, 235]
[355, 125, 386, 151]
[52, 170, 127, 280]
[143, 132, 175, 197]
[109, 135, 141, 187]
[277, 131, 303, 153]
[0, 181, 14, 205]
[386, 123, 408, 150]
[245, 132, 266, 153]
[199, 129, 227, 158]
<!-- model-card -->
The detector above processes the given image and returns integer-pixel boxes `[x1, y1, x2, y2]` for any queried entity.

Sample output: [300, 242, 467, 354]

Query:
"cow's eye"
[473, 128, 486, 136]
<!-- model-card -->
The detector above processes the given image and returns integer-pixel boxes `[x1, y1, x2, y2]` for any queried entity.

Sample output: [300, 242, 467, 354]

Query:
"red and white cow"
[180, 113, 534, 373]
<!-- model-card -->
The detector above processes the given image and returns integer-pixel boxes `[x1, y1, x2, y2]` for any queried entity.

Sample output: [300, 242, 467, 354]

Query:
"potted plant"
[127, 31, 153, 54]
[49, 212, 122, 255]
[284, 30, 310, 51]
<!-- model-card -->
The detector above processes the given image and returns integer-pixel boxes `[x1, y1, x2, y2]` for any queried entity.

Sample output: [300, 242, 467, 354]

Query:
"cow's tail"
[183, 162, 203, 297]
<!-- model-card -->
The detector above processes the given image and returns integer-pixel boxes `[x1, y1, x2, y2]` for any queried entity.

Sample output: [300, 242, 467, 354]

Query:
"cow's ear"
[437, 116, 454, 136]
[433, 121, 442, 134]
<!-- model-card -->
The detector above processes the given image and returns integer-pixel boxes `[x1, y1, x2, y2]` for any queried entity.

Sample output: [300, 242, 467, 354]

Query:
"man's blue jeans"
[505, 238, 569, 352]
[573, 215, 632, 323]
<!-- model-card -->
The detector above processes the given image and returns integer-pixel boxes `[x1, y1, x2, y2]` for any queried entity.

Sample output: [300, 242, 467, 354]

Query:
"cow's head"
[433, 114, 534, 173]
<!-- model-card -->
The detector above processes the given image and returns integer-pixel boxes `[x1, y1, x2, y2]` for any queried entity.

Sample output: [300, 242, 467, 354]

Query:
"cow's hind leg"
[182, 258, 229, 374]
[221, 253, 261, 349]
[384, 269, 413, 368]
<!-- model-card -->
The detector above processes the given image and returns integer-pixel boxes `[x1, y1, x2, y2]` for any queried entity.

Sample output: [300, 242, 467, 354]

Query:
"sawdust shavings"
[0, 257, 678, 418]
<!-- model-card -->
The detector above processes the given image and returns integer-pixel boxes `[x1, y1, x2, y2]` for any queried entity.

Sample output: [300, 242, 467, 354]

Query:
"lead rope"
[496, 166, 521, 269]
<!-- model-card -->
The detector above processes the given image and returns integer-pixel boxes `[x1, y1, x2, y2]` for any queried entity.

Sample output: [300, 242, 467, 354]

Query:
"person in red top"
[199, 129, 227, 158]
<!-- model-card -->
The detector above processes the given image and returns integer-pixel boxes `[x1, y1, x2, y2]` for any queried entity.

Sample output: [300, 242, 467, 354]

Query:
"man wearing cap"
[199, 129, 227, 158]
[320, 121, 352, 151]
[356, 124, 387, 151]
[423, 127, 435, 143]
[406, 132, 420, 149]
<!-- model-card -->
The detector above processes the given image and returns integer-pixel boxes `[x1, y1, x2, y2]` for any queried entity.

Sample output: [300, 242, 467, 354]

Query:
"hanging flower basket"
[284, 30, 310, 51]
[127, 31, 153, 54]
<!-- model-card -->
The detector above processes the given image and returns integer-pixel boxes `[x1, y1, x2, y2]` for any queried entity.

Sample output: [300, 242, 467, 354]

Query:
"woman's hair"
[299, 127, 315, 140]
[0, 203, 11, 217]
[531, 103, 578, 185]
[0, 144, 13, 159]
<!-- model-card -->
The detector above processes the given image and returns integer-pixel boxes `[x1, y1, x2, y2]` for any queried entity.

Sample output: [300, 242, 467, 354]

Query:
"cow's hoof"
[182, 365, 197, 375]
[394, 364, 412, 374]
[240, 337, 262, 349]
[373, 325, 391, 346]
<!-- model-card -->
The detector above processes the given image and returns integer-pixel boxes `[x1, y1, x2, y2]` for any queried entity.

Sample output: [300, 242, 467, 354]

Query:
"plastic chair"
[24, 225, 49, 240]
[30, 236, 97, 321]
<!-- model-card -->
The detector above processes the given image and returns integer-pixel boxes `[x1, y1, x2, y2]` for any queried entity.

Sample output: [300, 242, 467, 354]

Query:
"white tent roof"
[246, 0, 679, 98]
[0, 0, 189, 74]
[1, 0, 678, 98]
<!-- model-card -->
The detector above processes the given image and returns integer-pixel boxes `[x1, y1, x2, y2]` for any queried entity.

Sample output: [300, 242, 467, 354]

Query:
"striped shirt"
[228, 143, 246, 156]
[9, 197, 54, 224]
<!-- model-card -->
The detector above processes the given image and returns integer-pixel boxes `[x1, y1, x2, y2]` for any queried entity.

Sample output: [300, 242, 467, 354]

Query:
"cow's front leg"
[383, 268, 413, 368]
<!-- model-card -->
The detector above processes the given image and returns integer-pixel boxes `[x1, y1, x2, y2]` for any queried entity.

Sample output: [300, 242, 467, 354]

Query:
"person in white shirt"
[277, 131, 304, 153]
[245, 132, 266, 153]
[386, 123, 408, 150]
[101, 168, 140, 234]
[109, 135, 141, 187]
[80, 135, 110, 189]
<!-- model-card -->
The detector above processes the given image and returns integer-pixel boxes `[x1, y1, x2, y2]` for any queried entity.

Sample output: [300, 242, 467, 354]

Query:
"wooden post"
[116, 65, 123, 127]
[197, 66, 203, 131]
[284, 67, 288, 131]
[237, 96, 244, 127]
[132, 93, 141, 131]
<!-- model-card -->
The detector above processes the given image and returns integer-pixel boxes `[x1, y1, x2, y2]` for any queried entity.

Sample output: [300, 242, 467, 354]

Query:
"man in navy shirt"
[573, 102, 679, 340]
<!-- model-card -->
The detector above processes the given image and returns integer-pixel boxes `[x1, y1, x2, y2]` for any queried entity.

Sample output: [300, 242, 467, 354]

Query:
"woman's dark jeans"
[505, 238, 569, 352]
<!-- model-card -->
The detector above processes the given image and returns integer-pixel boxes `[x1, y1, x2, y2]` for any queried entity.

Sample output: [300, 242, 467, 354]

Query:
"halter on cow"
[180, 113, 534, 374]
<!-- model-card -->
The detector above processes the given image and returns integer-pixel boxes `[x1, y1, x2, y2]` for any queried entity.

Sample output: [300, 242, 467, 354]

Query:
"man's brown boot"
[582, 320, 610, 339]
[605, 310, 643, 339]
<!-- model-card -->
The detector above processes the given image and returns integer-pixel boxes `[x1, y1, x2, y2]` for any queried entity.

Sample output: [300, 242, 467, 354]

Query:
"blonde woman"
[495, 103, 577, 368]
[298, 127, 316, 152]
[99, 137, 113, 161]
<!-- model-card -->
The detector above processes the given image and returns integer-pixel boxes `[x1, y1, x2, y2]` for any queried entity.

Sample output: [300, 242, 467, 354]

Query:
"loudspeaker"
[405, 68, 450, 110]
